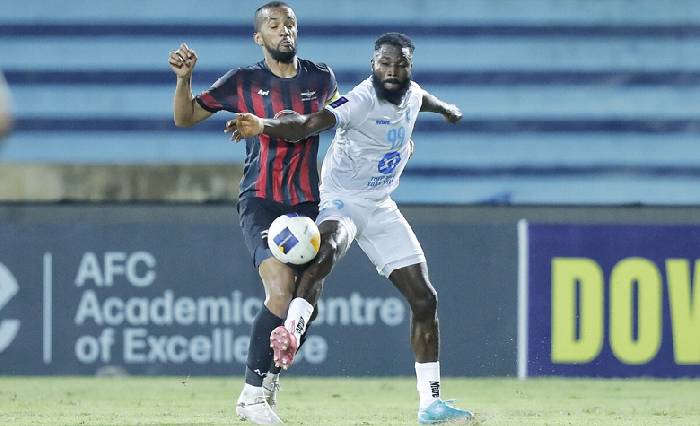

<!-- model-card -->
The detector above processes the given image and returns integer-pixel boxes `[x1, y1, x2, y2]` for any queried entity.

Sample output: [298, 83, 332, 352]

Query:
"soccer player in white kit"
[228, 32, 473, 424]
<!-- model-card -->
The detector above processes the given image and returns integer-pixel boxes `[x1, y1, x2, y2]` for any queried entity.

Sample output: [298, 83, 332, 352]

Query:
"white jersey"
[321, 77, 424, 200]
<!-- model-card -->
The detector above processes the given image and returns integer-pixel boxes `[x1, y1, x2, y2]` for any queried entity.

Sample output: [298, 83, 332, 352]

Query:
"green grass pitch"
[1, 376, 699, 425]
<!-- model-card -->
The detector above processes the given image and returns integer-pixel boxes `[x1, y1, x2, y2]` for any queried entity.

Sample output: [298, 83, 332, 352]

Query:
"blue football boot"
[418, 399, 473, 424]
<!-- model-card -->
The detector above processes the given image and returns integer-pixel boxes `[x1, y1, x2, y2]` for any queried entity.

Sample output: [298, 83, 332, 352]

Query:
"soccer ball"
[267, 214, 321, 265]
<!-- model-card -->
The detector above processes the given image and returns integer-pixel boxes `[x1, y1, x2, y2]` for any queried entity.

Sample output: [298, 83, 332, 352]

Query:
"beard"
[265, 41, 297, 64]
[372, 72, 411, 105]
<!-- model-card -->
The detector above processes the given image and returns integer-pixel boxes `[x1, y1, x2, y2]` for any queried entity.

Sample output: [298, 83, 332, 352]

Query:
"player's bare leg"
[271, 220, 352, 369]
[236, 258, 295, 424]
[389, 263, 439, 362]
[390, 262, 473, 423]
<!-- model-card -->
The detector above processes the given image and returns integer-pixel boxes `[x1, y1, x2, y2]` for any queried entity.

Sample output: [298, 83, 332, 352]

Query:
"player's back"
[322, 77, 423, 200]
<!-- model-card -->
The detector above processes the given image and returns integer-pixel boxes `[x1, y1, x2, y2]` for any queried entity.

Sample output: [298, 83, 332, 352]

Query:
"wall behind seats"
[2, 0, 700, 204]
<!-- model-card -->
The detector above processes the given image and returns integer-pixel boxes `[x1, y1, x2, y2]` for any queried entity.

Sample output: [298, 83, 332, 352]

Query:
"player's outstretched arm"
[169, 43, 212, 127]
[225, 110, 336, 142]
[420, 91, 463, 123]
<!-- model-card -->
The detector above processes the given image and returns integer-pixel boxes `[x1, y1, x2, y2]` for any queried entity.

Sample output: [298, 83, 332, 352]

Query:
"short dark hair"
[374, 32, 415, 53]
[254, 1, 291, 32]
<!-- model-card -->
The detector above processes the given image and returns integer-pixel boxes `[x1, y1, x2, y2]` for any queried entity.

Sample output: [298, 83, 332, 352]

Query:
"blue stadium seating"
[3, 0, 700, 204]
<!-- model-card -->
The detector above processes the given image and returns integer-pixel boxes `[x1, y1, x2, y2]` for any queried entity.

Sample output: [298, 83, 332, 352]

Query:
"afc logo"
[377, 151, 401, 175]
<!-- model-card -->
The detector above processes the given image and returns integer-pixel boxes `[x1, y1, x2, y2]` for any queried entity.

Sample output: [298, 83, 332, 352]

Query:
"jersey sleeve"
[195, 69, 240, 113]
[324, 82, 374, 130]
[412, 81, 426, 110]
[324, 67, 340, 105]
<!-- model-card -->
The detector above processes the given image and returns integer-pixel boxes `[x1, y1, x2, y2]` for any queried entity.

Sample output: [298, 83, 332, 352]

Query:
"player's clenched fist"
[225, 113, 265, 142]
[443, 104, 463, 123]
[168, 43, 198, 78]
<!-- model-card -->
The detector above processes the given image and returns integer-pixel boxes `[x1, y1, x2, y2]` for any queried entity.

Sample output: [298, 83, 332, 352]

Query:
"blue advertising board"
[0, 223, 415, 375]
[519, 222, 700, 378]
[0, 208, 509, 376]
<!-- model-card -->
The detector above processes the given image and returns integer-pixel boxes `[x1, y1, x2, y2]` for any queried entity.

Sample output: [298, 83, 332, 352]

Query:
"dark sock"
[245, 305, 284, 387]
[297, 303, 316, 349]
[298, 332, 308, 349]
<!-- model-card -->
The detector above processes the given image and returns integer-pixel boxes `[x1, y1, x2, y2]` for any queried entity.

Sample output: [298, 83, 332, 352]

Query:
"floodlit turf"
[1, 376, 699, 425]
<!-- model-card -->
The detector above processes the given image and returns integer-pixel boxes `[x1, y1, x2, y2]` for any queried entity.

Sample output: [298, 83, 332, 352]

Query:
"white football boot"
[236, 390, 283, 424]
[418, 399, 473, 424]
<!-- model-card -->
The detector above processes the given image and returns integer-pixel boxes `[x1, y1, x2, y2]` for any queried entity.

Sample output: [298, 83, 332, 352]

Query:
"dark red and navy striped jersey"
[195, 58, 338, 206]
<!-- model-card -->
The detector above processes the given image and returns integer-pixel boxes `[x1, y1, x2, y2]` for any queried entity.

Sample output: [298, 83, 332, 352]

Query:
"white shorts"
[316, 193, 426, 277]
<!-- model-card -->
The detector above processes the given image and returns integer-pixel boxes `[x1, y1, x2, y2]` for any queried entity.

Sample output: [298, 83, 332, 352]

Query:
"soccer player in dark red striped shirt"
[169, 2, 338, 423]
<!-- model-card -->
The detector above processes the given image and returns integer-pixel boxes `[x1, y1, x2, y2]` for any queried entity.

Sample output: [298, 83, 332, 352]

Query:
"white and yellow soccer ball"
[267, 214, 321, 265]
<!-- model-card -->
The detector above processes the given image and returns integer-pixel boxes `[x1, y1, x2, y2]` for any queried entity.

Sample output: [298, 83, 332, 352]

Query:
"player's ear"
[253, 32, 263, 46]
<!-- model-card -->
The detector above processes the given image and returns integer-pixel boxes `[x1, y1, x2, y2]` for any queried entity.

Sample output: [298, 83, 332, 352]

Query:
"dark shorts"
[237, 196, 319, 270]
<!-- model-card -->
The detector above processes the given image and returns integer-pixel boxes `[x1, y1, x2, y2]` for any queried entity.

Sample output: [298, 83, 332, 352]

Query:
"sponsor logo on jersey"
[257, 89, 270, 96]
[367, 175, 395, 188]
[375, 119, 391, 125]
[377, 151, 401, 174]
[330, 96, 349, 109]
[301, 90, 317, 101]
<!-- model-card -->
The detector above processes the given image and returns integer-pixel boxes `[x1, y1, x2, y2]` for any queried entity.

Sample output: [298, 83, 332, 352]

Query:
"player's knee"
[318, 238, 340, 262]
[260, 268, 295, 315]
[410, 287, 438, 322]
[306, 240, 338, 279]
[266, 296, 293, 318]
[265, 286, 293, 316]
[296, 276, 324, 304]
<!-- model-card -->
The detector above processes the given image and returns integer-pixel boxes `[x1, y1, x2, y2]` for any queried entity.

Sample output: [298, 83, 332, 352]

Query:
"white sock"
[263, 372, 279, 388]
[239, 383, 263, 402]
[284, 297, 314, 342]
[264, 372, 280, 382]
[415, 361, 441, 409]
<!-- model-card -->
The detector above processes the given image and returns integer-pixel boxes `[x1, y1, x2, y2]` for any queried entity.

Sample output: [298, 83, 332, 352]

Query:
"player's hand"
[224, 113, 265, 142]
[168, 43, 198, 79]
[443, 104, 463, 123]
